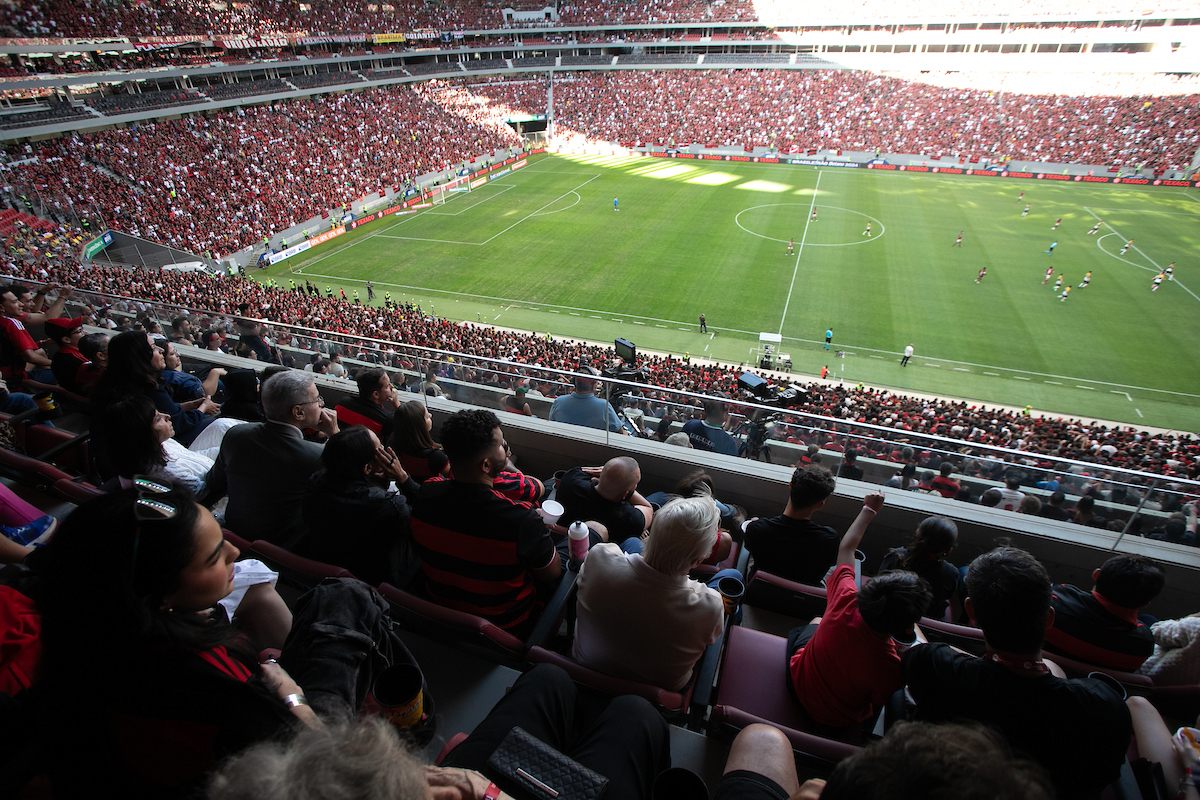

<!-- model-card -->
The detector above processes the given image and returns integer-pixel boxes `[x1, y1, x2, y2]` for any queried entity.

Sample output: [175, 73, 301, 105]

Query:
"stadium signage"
[298, 35, 368, 45]
[491, 167, 511, 177]
[267, 225, 345, 264]
[1076, 176, 1110, 182]
[1006, 172, 1035, 178]
[82, 231, 114, 259]
[1040, 174, 1071, 181]
[902, 165, 929, 172]
[792, 158, 858, 168]
[470, 176, 488, 189]
[512, 158, 527, 170]
[373, 33, 408, 43]
[1114, 177, 1150, 185]
[931, 167, 963, 174]
[349, 214, 378, 228]
[217, 37, 289, 48]
[1156, 179, 1192, 186]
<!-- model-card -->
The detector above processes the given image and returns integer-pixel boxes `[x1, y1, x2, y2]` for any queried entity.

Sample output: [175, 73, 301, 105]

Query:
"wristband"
[283, 693, 309, 709]
[484, 782, 502, 800]
[861, 505, 877, 514]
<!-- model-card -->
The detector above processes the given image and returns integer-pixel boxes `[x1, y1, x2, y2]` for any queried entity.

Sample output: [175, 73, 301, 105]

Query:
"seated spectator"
[104, 395, 229, 496]
[77, 331, 108, 384]
[1043, 554, 1166, 671]
[902, 546, 1132, 800]
[409, 409, 564, 634]
[998, 471, 1026, 511]
[205, 371, 338, 548]
[298, 426, 419, 588]
[1147, 505, 1197, 546]
[210, 664, 669, 800]
[878, 515, 962, 620]
[33, 482, 408, 796]
[930, 462, 960, 498]
[93, 331, 221, 449]
[549, 368, 626, 433]
[837, 448, 864, 480]
[45, 316, 95, 397]
[555, 458, 653, 551]
[743, 465, 839, 585]
[220, 369, 265, 422]
[980, 487, 1003, 507]
[1018, 495, 1043, 515]
[788, 492, 931, 728]
[1124, 697, 1200, 800]
[1041, 493, 1073, 522]
[681, 398, 739, 456]
[161, 339, 225, 403]
[334, 367, 400, 439]
[645, 469, 743, 530]
[389, 400, 450, 482]
[572, 494, 732, 691]
[502, 386, 533, 416]
[1071, 495, 1107, 528]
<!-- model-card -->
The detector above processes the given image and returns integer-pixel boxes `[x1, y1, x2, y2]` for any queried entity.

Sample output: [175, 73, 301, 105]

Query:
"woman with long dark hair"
[103, 395, 226, 495]
[389, 400, 450, 482]
[35, 481, 408, 797]
[299, 425, 420, 588]
[878, 515, 963, 620]
[92, 331, 223, 449]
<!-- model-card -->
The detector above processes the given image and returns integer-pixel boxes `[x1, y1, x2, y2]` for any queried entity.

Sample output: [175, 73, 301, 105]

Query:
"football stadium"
[1, 3, 1199, 797]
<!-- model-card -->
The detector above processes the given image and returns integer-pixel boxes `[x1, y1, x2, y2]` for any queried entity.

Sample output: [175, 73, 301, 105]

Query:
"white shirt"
[904, 345, 914, 358]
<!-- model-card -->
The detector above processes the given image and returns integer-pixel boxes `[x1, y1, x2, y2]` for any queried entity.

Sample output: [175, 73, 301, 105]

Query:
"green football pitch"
[263, 153, 1200, 432]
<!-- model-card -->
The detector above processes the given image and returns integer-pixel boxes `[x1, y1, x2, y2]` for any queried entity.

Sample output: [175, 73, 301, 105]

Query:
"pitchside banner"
[268, 225, 346, 265]
[646, 151, 1200, 186]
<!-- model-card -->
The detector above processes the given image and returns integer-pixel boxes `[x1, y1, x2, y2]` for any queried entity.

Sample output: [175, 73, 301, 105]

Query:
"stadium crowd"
[548, 70, 1200, 170]
[1, 0, 1196, 38]
[4, 84, 519, 256]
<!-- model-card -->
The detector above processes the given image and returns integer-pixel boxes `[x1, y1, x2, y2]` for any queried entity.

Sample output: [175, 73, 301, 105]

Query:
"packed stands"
[3, 84, 519, 256]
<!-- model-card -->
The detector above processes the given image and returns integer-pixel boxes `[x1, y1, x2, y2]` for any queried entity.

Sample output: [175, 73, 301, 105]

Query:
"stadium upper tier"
[4, 71, 1197, 257]
[0, 0, 1195, 39]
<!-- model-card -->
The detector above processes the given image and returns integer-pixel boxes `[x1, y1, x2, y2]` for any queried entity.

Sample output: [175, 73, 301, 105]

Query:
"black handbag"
[487, 726, 609, 800]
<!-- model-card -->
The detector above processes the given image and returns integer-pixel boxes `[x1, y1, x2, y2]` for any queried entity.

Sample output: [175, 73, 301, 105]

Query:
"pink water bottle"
[568, 521, 589, 569]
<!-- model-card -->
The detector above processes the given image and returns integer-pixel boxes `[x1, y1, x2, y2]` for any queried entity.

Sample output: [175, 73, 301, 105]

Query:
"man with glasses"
[204, 371, 338, 548]
[410, 409, 565, 635]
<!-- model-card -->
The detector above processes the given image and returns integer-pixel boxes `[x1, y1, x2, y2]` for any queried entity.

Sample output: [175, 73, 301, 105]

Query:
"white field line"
[778, 170, 822, 336]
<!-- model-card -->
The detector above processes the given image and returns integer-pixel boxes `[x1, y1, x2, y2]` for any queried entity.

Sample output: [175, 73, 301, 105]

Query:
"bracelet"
[483, 782, 502, 800]
[283, 693, 309, 709]
[861, 505, 877, 514]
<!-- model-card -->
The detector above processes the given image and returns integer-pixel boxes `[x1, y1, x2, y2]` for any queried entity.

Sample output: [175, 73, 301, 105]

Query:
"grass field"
[264, 153, 1200, 432]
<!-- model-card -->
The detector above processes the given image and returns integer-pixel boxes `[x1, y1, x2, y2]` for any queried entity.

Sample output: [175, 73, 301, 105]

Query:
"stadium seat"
[376, 582, 528, 669]
[710, 625, 864, 769]
[1043, 652, 1154, 695]
[247, 540, 355, 593]
[743, 570, 828, 621]
[917, 617, 986, 656]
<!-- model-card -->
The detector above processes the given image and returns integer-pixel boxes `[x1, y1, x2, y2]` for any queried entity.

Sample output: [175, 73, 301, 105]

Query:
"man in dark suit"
[205, 371, 338, 548]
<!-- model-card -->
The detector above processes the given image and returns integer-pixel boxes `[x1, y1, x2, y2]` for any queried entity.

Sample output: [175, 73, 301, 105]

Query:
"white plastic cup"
[539, 500, 564, 526]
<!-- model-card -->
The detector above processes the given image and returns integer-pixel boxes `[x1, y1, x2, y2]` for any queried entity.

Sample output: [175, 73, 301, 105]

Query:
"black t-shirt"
[902, 643, 1131, 800]
[555, 467, 646, 544]
[743, 515, 839, 585]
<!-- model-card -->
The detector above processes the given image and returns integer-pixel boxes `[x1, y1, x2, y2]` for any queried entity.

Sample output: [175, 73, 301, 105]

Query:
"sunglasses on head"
[130, 476, 179, 577]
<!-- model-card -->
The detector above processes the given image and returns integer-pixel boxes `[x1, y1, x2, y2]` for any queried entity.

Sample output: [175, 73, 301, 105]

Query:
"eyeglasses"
[131, 476, 178, 577]
[295, 395, 325, 408]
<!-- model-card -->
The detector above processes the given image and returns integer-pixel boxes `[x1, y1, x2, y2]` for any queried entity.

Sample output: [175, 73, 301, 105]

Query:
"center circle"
[734, 203, 885, 247]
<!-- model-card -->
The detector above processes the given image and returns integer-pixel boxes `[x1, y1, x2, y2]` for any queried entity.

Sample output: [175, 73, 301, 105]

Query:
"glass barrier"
[56, 284, 1200, 550]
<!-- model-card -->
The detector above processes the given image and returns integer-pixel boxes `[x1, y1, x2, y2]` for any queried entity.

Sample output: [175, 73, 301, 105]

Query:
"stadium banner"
[791, 158, 859, 168]
[512, 158, 527, 171]
[217, 37, 289, 48]
[470, 176, 488, 189]
[408, 29, 439, 40]
[491, 167, 511, 178]
[82, 231, 114, 260]
[268, 241, 310, 265]
[297, 34, 367, 45]
[373, 33, 408, 43]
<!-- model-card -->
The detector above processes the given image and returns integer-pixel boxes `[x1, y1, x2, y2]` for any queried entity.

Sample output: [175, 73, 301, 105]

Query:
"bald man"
[555, 458, 653, 551]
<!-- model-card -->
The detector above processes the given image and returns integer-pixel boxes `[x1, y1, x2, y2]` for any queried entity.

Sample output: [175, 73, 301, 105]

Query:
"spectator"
[1039, 491, 1072, 521]
[409, 409, 562, 634]
[1072, 495, 1107, 528]
[1043, 554, 1166, 671]
[998, 471, 1027, 511]
[787, 492, 931, 727]
[389, 399, 450, 482]
[549, 367, 626, 433]
[204, 371, 338, 548]
[743, 465, 839, 585]
[878, 515, 963, 620]
[837, 448, 864, 480]
[103, 395, 228, 496]
[45, 315, 94, 396]
[298, 425, 420, 588]
[980, 487, 1003, 507]
[333, 367, 400, 439]
[681, 398, 739, 456]
[901, 546, 1133, 800]
[502, 385, 533, 416]
[555, 458, 653, 552]
[930, 462, 960, 498]
[572, 494, 729, 690]
[161, 339, 225, 402]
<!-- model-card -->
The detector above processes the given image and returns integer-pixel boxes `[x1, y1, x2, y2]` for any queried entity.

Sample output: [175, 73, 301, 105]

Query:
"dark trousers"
[443, 664, 671, 800]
